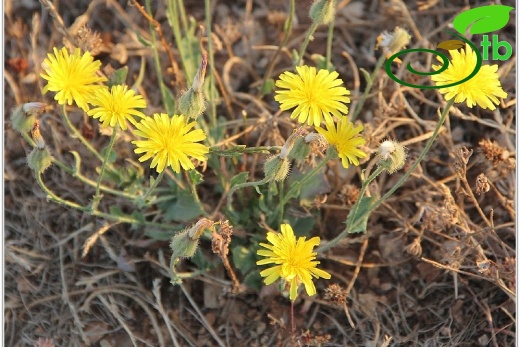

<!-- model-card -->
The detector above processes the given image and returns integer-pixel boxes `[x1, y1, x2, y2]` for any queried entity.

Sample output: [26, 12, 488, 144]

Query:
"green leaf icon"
[437, 40, 465, 51]
[453, 5, 514, 35]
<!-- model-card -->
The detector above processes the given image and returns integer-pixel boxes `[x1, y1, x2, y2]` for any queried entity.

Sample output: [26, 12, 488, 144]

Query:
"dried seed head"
[405, 237, 423, 257]
[377, 139, 407, 174]
[475, 173, 490, 195]
[478, 139, 509, 166]
[324, 284, 347, 306]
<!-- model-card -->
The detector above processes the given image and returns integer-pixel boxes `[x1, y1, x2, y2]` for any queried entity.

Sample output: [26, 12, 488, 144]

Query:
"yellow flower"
[257, 223, 331, 301]
[275, 65, 350, 126]
[431, 44, 507, 110]
[132, 113, 209, 173]
[40, 47, 106, 112]
[316, 117, 367, 169]
[87, 85, 147, 130]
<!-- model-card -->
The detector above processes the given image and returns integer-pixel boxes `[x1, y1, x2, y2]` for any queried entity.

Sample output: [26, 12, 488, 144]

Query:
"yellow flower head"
[40, 47, 107, 112]
[132, 113, 209, 173]
[87, 85, 147, 130]
[431, 44, 507, 110]
[275, 65, 350, 126]
[257, 223, 331, 301]
[316, 117, 367, 169]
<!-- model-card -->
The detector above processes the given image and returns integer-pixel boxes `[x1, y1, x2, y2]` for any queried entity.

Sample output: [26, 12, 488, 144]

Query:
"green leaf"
[145, 226, 183, 241]
[232, 246, 256, 274]
[161, 82, 176, 115]
[136, 32, 152, 47]
[244, 271, 263, 291]
[189, 170, 204, 185]
[107, 67, 129, 87]
[284, 214, 315, 237]
[230, 172, 249, 187]
[260, 79, 275, 95]
[101, 145, 117, 164]
[346, 196, 377, 234]
[453, 5, 514, 35]
[163, 189, 203, 222]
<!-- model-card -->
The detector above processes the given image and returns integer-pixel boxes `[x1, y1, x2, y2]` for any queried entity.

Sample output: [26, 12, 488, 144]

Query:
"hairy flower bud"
[27, 122, 53, 173]
[264, 155, 290, 182]
[377, 139, 407, 174]
[310, 0, 336, 26]
[11, 102, 46, 134]
[288, 137, 311, 161]
[376, 27, 411, 64]
[178, 53, 207, 119]
[170, 218, 214, 261]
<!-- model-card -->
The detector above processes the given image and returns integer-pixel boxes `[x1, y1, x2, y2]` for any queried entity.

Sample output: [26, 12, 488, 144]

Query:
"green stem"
[204, 0, 217, 127]
[22, 132, 36, 147]
[227, 176, 271, 208]
[317, 98, 455, 253]
[325, 15, 334, 70]
[209, 145, 282, 157]
[345, 165, 386, 230]
[93, 125, 118, 202]
[351, 54, 386, 121]
[297, 22, 319, 66]
[187, 171, 208, 217]
[60, 106, 105, 163]
[275, 148, 336, 217]
[278, 180, 285, 225]
[35, 172, 178, 230]
[141, 170, 165, 205]
[145, 0, 174, 115]
[52, 157, 137, 200]
[258, 0, 295, 96]
[167, 0, 191, 82]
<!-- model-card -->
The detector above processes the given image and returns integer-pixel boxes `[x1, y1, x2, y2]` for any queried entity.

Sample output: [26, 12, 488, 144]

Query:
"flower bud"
[27, 121, 53, 174]
[310, 0, 336, 26]
[178, 53, 207, 119]
[288, 137, 311, 161]
[27, 147, 53, 174]
[170, 218, 214, 261]
[280, 128, 306, 160]
[377, 139, 407, 174]
[10, 102, 46, 134]
[376, 27, 411, 64]
[264, 155, 290, 181]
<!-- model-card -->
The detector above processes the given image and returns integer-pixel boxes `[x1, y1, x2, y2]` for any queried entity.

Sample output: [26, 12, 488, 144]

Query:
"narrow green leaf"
[346, 196, 377, 234]
[230, 172, 249, 187]
[189, 170, 204, 185]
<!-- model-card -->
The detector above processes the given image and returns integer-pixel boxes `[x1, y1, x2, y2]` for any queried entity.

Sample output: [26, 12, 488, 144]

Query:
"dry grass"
[4, 0, 516, 346]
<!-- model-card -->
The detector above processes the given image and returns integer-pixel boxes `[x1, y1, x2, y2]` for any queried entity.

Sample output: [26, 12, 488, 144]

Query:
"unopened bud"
[170, 218, 214, 261]
[288, 137, 311, 161]
[377, 139, 407, 174]
[178, 53, 207, 119]
[264, 155, 290, 181]
[376, 27, 411, 64]
[280, 128, 306, 160]
[310, 0, 336, 26]
[27, 123, 53, 174]
[11, 102, 46, 134]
